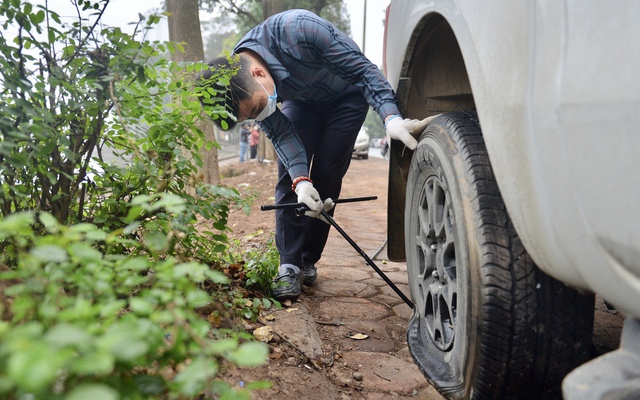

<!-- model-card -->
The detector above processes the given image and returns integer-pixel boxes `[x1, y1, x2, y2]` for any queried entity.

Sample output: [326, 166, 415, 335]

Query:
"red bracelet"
[291, 176, 312, 191]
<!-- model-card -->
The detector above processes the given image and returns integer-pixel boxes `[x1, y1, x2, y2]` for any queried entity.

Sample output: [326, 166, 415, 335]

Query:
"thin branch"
[64, 0, 110, 68]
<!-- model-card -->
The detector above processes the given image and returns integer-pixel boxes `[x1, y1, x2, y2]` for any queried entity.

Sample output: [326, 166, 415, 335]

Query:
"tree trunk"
[257, 0, 286, 163]
[166, 0, 220, 184]
[262, 0, 286, 19]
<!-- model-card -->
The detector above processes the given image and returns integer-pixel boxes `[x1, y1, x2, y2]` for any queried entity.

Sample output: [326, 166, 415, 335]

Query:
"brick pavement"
[268, 157, 444, 399]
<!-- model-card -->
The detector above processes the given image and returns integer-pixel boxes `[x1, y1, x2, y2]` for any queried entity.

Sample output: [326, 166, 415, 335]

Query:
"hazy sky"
[36, 0, 389, 66]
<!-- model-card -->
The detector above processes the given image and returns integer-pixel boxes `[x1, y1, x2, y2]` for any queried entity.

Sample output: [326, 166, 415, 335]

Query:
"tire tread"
[408, 111, 594, 400]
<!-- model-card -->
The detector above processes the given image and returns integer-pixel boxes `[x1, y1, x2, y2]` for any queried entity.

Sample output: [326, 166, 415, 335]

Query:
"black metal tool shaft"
[260, 196, 378, 212]
[260, 195, 414, 308]
[319, 209, 414, 309]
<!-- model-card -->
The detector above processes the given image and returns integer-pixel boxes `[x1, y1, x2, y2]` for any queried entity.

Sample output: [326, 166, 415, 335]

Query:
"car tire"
[362, 153, 369, 160]
[404, 111, 595, 399]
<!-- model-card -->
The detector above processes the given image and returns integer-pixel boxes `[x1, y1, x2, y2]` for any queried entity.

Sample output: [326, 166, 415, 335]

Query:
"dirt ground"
[217, 156, 626, 399]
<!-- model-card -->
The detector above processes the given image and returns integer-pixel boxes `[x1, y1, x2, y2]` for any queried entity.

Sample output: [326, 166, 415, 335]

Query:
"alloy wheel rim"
[414, 175, 457, 351]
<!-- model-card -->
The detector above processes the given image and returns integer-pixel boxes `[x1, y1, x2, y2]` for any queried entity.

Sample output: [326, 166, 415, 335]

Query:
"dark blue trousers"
[275, 85, 369, 267]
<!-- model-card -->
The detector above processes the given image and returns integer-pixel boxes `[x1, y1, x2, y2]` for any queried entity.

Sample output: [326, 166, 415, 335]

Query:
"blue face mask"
[254, 78, 277, 121]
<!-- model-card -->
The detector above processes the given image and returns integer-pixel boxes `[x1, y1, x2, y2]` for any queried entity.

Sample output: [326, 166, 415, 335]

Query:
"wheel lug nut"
[432, 270, 440, 279]
[430, 244, 437, 251]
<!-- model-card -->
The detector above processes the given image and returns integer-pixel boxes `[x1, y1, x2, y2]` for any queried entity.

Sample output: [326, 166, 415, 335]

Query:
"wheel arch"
[387, 14, 477, 261]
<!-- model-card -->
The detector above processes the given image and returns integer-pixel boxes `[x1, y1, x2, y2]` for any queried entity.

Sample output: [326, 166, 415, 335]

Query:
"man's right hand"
[295, 181, 322, 218]
[385, 114, 440, 150]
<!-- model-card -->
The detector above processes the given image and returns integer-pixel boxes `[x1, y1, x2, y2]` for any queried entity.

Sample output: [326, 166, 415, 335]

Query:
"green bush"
[0, 1, 269, 398]
[0, 211, 268, 399]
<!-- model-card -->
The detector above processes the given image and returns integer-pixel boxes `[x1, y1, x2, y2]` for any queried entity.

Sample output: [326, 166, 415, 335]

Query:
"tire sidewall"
[405, 124, 482, 398]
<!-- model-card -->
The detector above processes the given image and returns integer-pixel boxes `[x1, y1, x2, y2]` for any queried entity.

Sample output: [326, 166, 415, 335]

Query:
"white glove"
[316, 198, 336, 225]
[322, 198, 335, 212]
[385, 115, 440, 150]
[295, 181, 322, 218]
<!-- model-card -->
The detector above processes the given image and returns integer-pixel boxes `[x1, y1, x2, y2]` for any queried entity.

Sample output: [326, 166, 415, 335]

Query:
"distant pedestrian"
[239, 122, 250, 162]
[249, 123, 260, 160]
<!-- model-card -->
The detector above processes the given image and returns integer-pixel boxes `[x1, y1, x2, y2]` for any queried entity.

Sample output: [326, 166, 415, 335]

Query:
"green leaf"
[30, 244, 68, 263]
[154, 193, 186, 213]
[134, 374, 165, 395]
[68, 242, 102, 263]
[125, 205, 144, 221]
[186, 289, 211, 308]
[99, 300, 127, 318]
[229, 342, 268, 367]
[130, 194, 151, 205]
[31, 10, 45, 25]
[174, 357, 218, 396]
[207, 338, 237, 356]
[97, 323, 149, 362]
[68, 223, 100, 234]
[119, 257, 150, 272]
[66, 383, 119, 400]
[129, 297, 155, 316]
[45, 324, 91, 347]
[0, 212, 34, 239]
[144, 231, 168, 253]
[246, 380, 272, 389]
[8, 343, 62, 392]
[70, 351, 115, 375]
[38, 212, 59, 231]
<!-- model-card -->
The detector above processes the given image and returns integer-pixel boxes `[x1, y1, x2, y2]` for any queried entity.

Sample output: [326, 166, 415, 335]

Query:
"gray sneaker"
[270, 266, 303, 300]
[302, 261, 317, 285]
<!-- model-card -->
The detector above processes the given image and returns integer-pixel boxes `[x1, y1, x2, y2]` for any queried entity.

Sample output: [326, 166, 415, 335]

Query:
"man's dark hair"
[198, 54, 255, 131]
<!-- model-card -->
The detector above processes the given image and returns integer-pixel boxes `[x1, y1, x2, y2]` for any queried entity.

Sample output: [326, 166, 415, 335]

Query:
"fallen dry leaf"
[265, 315, 276, 321]
[244, 229, 264, 239]
[208, 313, 221, 328]
[349, 333, 369, 340]
[286, 307, 299, 313]
[253, 326, 274, 342]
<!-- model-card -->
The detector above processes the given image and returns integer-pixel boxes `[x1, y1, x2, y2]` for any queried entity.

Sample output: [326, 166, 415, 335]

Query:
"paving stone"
[331, 320, 397, 353]
[267, 302, 323, 359]
[395, 346, 417, 365]
[332, 351, 427, 395]
[314, 279, 378, 298]
[360, 278, 389, 287]
[392, 302, 414, 321]
[316, 297, 389, 321]
[316, 266, 373, 282]
[379, 261, 407, 272]
[337, 335, 396, 354]
[382, 270, 409, 285]
[369, 293, 404, 307]
[362, 391, 444, 400]
[379, 282, 410, 300]
[379, 316, 410, 344]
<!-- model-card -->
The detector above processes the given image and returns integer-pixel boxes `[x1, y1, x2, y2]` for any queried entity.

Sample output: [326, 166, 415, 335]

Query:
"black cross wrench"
[261, 197, 414, 309]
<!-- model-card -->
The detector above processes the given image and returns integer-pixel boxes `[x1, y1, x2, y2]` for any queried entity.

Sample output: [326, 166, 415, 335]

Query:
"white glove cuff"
[291, 176, 313, 192]
[384, 114, 401, 127]
[294, 180, 312, 194]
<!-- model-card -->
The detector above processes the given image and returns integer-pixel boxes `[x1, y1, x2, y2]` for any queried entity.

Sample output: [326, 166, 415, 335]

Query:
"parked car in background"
[352, 128, 370, 159]
[384, 1, 640, 399]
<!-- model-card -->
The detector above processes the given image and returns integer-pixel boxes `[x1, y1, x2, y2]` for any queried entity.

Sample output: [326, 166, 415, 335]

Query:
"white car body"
[385, 0, 640, 320]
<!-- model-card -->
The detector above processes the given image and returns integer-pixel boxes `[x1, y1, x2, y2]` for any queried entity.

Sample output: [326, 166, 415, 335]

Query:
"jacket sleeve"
[259, 108, 309, 180]
[296, 12, 401, 122]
